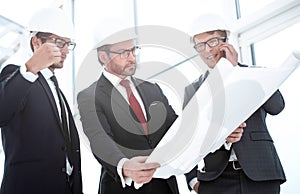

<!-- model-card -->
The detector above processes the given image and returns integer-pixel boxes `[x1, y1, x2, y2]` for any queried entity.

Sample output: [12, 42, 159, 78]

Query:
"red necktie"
[120, 79, 148, 135]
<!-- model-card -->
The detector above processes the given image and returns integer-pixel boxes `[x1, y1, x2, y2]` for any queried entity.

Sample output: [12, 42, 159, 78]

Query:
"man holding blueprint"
[183, 14, 287, 194]
[147, 14, 297, 194]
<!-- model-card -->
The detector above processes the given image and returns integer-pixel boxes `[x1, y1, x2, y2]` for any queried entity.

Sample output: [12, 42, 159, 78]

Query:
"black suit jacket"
[77, 75, 179, 194]
[0, 65, 83, 194]
[184, 64, 286, 189]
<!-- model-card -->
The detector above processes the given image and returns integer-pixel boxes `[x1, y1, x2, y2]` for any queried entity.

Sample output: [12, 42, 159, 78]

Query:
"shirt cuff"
[20, 64, 38, 82]
[117, 158, 132, 188]
[224, 141, 232, 150]
[189, 178, 198, 190]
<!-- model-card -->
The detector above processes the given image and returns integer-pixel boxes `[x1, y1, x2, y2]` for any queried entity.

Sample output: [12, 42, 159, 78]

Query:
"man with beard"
[77, 35, 179, 194]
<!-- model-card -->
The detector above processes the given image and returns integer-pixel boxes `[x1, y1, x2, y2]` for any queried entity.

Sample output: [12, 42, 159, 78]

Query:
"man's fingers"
[123, 156, 161, 184]
[123, 157, 160, 172]
[129, 162, 160, 172]
[142, 162, 160, 170]
[129, 166, 157, 184]
[131, 168, 156, 177]
[131, 156, 160, 170]
[226, 124, 244, 143]
[132, 156, 148, 163]
[228, 129, 243, 137]
[239, 122, 247, 128]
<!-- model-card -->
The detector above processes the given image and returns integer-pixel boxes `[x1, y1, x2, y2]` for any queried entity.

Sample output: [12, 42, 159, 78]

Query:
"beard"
[122, 63, 136, 76]
[50, 61, 64, 69]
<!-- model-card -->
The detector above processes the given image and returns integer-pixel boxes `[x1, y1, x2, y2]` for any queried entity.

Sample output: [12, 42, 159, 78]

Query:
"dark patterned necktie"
[51, 75, 73, 165]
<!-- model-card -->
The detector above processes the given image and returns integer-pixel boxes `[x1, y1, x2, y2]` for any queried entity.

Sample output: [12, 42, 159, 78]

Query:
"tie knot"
[119, 79, 131, 89]
[50, 75, 59, 87]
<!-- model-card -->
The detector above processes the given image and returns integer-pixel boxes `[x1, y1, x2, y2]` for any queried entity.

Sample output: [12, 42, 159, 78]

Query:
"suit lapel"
[131, 78, 151, 120]
[60, 91, 78, 147]
[37, 73, 65, 137]
[97, 76, 146, 136]
[131, 78, 154, 136]
[183, 70, 210, 109]
[97, 76, 128, 111]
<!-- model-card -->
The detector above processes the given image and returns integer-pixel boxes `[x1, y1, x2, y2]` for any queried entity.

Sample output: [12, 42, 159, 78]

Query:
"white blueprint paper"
[146, 51, 300, 179]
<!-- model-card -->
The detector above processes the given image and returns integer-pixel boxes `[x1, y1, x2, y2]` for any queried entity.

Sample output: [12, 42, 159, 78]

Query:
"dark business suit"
[77, 75, 179, 194]
[0, 64, 83, 194]
[184, 65, 286, 194]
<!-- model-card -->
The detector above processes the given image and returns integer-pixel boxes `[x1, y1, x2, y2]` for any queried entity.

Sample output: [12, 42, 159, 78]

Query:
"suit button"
[76, 149, 80, 153]
[148, 139, 153, 147]
[61, 167, 66, 173]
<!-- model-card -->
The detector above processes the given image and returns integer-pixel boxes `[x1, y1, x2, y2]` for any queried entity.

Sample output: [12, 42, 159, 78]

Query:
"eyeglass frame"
[105, 46, 141, 59]
[39, 36, 76, 51]
[193, 36, 226, 52]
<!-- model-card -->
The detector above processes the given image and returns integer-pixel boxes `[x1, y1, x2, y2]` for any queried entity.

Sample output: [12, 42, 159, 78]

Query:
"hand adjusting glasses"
[194, 37, 226, 52]
[105, 46, 141, 59]
[39, 36, 76, 50]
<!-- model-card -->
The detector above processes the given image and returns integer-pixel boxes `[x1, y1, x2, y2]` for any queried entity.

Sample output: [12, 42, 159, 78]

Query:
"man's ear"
[31, 36, 42, 50]
[98, 51, 109, 64]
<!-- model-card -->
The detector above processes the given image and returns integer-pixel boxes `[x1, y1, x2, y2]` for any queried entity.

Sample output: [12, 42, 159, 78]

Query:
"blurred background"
[0, 0, 300, 193]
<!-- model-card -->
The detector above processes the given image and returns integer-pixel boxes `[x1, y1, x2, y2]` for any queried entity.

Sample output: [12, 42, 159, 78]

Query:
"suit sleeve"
[262, 90, 285, 115]
[238, 63, 285, 115]
[185, 165, 198, 191]
[0, 65, 33, 126]
[77, 84, 126, 180]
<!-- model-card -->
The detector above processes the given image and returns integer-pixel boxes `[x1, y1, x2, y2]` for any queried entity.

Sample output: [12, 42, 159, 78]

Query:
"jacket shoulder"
[0, 64, 20, 74]
[77, 81, 97, 100]
[134, 77, 155, 86]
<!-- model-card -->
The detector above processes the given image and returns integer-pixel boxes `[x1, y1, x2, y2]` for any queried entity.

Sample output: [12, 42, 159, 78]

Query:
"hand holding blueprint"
[147, 51, 300, 178]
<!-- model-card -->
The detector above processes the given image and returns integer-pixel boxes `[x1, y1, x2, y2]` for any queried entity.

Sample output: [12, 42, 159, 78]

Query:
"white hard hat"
[92, 19, 137, 49]
[26, 7, 75, 39]
[190, 13, 230, 39]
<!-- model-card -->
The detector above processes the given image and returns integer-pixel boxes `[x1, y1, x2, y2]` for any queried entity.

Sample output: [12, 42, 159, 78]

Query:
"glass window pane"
[0, 16, 24, 67]
[238, 0, 275, 18]
[254, 21, 300, 194]
[254, 22, 300, 67]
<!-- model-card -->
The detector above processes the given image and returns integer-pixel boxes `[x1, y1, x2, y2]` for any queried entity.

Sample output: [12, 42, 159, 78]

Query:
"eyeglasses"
[106, 46, 141, 59]
[194, 37, 226, 52]
[39, 36, 76, 51]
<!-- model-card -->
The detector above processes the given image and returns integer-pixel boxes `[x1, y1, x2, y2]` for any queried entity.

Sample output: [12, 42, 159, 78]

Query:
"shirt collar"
[40, 68, 54, 80]
[103, 69, 133, 87]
